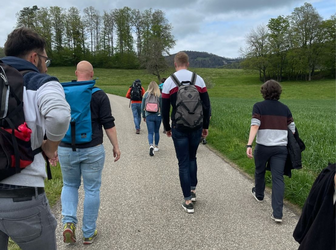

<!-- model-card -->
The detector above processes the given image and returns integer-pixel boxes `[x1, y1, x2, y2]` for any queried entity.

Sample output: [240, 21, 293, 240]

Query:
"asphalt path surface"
[52, 94, 301, 250]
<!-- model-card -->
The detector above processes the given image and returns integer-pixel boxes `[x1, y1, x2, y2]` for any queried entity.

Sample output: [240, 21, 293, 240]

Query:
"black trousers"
[254, 144, 288, 218]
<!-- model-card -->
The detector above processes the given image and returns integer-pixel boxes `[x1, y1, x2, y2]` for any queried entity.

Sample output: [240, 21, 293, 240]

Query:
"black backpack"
[0, 61, 48, 181]
[170, 72, 203, 129]
[130, 80, 142, 101]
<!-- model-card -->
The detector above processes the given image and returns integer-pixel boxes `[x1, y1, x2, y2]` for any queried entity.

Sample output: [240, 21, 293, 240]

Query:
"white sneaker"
[271, 214, 282, 223]
[154, 147, 159, 152]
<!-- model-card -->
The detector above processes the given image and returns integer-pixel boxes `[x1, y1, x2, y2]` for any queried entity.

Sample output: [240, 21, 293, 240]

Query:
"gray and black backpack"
[171, 72, 203, 129]
[130, 79, 142, 101]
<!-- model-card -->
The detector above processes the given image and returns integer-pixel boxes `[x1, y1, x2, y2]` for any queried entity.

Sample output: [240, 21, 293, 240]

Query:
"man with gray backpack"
[161, 51, 211, 214]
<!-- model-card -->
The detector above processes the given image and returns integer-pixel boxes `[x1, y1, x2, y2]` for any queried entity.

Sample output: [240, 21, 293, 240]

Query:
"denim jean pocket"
[3, 209, 42, 243]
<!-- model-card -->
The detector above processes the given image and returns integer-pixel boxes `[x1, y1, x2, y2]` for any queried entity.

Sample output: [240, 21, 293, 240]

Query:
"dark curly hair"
[4, 27, 45, 58]
[260, 80, 282, 100]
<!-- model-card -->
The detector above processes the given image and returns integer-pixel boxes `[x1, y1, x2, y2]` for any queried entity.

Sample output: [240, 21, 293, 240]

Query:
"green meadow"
[48, 66, 335, 208]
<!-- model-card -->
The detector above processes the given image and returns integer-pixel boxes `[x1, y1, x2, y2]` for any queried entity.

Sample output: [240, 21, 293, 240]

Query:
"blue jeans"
[172, 127, 202, 200]
[131, 103, 142, 130]
[58, 144, 105, 238]
[254, 144, 287, 218]
[146, 114, 162, 146]
[0, 193, 57, 250]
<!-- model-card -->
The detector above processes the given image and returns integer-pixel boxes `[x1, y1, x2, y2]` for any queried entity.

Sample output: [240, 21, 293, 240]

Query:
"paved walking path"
[53, 94, 300, 250]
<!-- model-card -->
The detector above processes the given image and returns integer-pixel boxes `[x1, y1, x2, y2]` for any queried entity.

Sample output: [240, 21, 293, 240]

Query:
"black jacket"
[293, 163, 335, 250]
[267, 127, 305, 177]
[284, 127, 305, 177]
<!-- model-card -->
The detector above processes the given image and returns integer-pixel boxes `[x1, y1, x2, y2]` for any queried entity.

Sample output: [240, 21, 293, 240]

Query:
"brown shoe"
[136, 129, 140, 134]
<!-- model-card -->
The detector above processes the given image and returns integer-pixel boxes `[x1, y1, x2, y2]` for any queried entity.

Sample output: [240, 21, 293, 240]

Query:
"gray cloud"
[0, 0, 334, 58]
[197, 0, 304, 13]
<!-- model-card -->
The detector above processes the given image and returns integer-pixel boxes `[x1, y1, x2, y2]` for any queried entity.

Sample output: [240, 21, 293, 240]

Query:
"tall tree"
[267, 15, 290, 81]
[242, 25, 270, 82]
[16, 5, 39, 29]
[65, 7, 85, 63]
[34, 8, 53, 56]
[113, 7, 134, 54]
[132, 9, 144, 58]
[101, 10, 115, 56]
[49, 6, 66, 53]
[83, 6, 101, 52]
[289, 2, 323, 81]
[139, 9, 175, 81]
[319, 15, 336, 77]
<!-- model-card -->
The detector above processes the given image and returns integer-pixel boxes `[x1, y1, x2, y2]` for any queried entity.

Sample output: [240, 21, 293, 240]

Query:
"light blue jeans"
[58, 144, 105, 238]
[146, 114, 162, 146]
[131, 103, 142, 130]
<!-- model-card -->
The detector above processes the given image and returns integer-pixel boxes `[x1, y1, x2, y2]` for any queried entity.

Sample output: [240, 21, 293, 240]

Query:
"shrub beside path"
[53, 94, 300, 250]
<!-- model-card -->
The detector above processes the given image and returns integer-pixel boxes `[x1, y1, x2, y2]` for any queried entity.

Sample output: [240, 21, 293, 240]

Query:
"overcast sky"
[1, 0, 334, 58]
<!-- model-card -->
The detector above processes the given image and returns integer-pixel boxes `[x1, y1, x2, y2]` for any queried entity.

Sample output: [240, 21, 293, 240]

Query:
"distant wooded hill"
[165, 51, 242, 68]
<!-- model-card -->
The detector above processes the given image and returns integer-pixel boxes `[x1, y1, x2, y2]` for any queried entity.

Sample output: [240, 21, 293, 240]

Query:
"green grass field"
[48, 66, 335, 207]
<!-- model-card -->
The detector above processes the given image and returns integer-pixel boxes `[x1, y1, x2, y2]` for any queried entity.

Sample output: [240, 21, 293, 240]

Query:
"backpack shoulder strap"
[92, 87, 101, 94]
[190, 72, 197, 85]
[32, 147, 52, 180]
[170, 73, 181, 87]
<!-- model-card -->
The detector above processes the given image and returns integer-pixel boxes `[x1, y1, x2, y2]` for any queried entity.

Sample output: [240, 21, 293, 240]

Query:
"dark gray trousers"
[0, 192, 57, 250]
[254, 144, 288, 218]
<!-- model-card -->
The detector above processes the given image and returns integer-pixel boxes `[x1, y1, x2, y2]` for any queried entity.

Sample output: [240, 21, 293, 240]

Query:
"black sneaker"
[251, 187, 263, 202]
[149, 146, 154, 156]
[182, 202, 194, 213]
[191, 192, 196, 202]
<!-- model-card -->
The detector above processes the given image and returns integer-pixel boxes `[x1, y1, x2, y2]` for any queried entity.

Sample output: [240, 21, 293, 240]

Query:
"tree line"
[13, 5, 176, 81]
[241, 2, 335, 81]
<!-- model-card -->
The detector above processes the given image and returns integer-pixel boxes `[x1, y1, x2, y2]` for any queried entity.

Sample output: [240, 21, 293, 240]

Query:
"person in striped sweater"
[246, 79, 295, 223]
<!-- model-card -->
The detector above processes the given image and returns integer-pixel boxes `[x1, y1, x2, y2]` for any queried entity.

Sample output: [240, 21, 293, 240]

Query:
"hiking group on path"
[0, 27, 334, 250]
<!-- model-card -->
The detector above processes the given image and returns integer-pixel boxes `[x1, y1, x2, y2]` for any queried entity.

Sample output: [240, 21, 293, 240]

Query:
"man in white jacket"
[0, 27, 71, 250]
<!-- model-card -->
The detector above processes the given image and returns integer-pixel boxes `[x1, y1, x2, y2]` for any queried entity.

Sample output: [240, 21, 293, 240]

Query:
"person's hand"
[143, 118, 146, 122]
[41, 140, 60, 165]
[166, 130, 172, 137]
[48, 156, 59, 166]
[202, 129, 208, 138]
[113, 147, 121, 162]
[246, 147, 253, 159]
